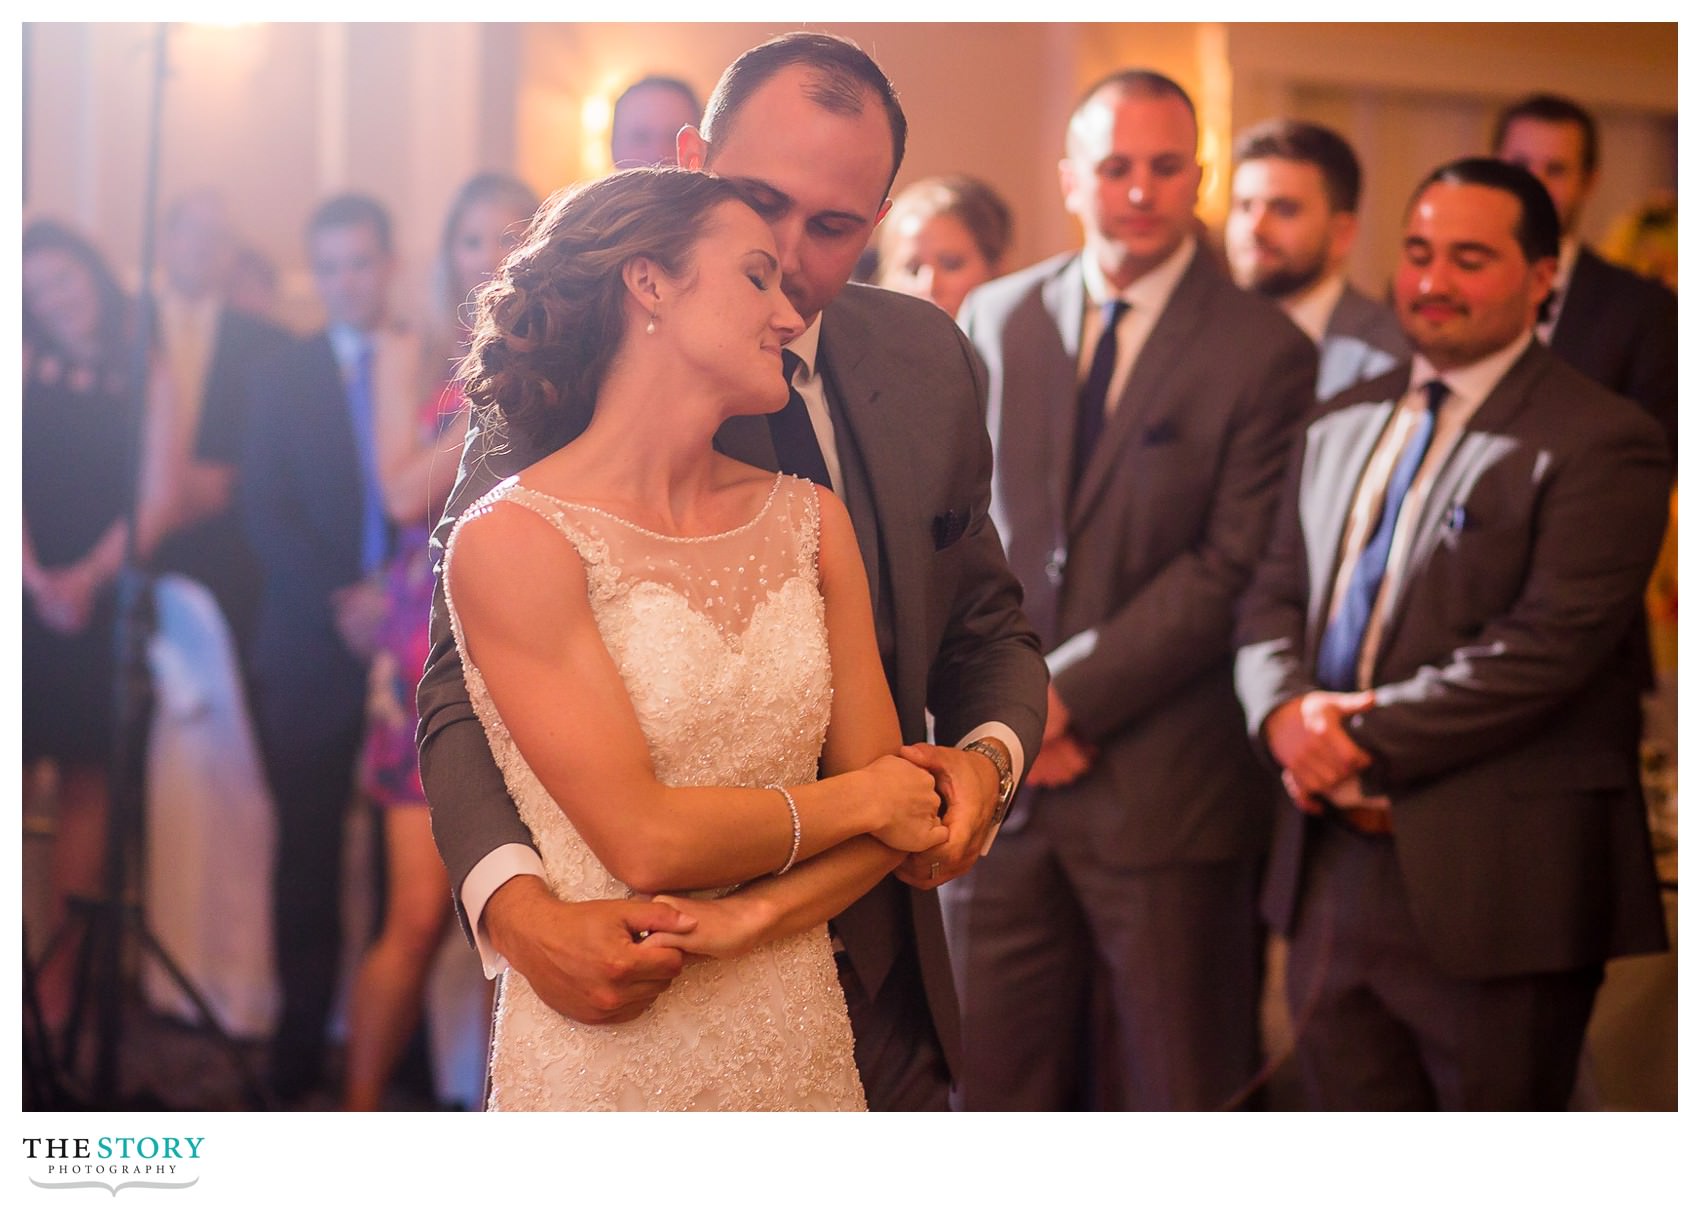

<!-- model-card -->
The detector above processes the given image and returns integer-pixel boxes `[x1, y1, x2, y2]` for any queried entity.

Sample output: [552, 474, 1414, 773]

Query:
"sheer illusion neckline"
[508, 473, 786, 544]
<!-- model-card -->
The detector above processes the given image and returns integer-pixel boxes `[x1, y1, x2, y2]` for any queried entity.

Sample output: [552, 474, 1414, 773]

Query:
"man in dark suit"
[944, 70, 1316, 1111]
[1235, 158, 1669, 1110]
[416, 32, 1048, 1112]
[1226, 118, 1409, 401]
[241, 193, 400, 1101]
[1492, 92, 1676, 453]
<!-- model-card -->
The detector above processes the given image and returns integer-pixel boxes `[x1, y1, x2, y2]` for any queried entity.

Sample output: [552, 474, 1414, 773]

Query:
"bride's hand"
[862, 754, 947, 854]
[640, 893, 771, 961]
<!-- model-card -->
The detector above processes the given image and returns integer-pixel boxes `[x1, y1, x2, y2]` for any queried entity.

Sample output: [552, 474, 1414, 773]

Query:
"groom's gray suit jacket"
[417, 283, 1048, 1088]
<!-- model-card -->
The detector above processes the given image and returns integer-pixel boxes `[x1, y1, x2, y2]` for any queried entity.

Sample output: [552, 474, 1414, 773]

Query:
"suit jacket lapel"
[1548, 246, 1603, 353]
[1376, 344, 1549, 650]
[1068, 249, 1212, 532]
[1040, 259, 1086, 537]
[1305, 400, 1398, 645]
[713, 413, 780, 472]
[815, 314, 893, 626]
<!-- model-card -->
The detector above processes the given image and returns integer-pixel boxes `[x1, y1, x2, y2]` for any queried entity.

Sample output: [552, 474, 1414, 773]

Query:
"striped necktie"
[1315, 379, 1449, 690]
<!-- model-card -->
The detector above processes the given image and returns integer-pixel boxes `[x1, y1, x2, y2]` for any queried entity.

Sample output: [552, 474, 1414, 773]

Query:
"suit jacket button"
[1045, 551, 1065, 583]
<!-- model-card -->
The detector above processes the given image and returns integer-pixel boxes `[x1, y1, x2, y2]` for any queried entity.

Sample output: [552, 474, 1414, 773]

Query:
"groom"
[417, 32, 1048, 1111]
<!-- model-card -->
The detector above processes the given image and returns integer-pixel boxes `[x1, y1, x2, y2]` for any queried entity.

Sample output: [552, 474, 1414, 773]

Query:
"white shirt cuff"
[958, 721, 1024, 856]
[461, 843, 549, 980]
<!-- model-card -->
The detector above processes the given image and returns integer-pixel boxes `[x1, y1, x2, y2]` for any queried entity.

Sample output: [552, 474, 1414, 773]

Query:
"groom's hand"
[893, 742, 999, 890]
[484, 876, 696, 1024]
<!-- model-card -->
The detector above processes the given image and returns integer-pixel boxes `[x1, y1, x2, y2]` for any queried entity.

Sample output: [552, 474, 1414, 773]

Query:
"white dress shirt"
[1323, 330, 1535, 810]
[1281, 272, 1348, 346]
[1077, 235, 1196, 412]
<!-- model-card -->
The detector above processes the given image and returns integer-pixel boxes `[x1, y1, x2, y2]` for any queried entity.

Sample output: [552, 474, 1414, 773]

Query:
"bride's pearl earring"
[646, 311, 657, 336]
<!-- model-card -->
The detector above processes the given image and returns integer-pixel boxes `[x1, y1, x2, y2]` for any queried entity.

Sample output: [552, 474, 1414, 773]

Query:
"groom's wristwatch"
[963, 737, 1016, 830]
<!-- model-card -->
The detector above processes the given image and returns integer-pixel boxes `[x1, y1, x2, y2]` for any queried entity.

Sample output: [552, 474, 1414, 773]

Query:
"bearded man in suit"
[945, 70, 1316, 1111]
[1226, 118, 1410, 401]
[1492, 92, 1676, 454]
[417, 31, 1047, 1112]
[1235, 158, 1669, 1111]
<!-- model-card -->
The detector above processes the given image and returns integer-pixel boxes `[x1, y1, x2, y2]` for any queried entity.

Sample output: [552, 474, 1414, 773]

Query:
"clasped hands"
[486, 742, 992, 1024]
[1262, 689, 1376, 812]
[1027, 683, 1096, 790]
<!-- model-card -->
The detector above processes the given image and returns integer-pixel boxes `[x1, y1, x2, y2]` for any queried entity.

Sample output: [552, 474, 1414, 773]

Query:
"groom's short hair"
[700, 31, 908, 193]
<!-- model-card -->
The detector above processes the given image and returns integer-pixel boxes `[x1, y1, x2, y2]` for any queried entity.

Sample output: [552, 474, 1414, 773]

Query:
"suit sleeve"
[925, 321, 1049, 766]
[1348, 409, 1671, 785]
[1052, 323, 1316, 741]
[1233, 410, 1322, 746]
[416, 410, 537, 942]
[1624, 280, 1678, 457]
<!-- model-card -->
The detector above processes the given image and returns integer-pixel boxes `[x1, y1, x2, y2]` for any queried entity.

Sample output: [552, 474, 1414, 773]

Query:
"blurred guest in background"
[1601, 190, 1676, 292]
[23, 218, 177, 1028]
[1492, 92, 1676, 453]
[241, 193, 402, 1104]
[1237, 158, 1670, 1110]
[1227, 118, 1408, 400]
[610, 74, 701, 169]
[226, 243, 282, 320]
[876, 174, 1012, 319]
[342, 172, 538, 1112]
[948, 70, 1315, 1111]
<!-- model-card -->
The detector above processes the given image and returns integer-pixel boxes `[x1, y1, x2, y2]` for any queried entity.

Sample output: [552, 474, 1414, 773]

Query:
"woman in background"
[876, 174, 1013, 320]
[22, 219, 177, 1027]
[341, 173, 541, 1111]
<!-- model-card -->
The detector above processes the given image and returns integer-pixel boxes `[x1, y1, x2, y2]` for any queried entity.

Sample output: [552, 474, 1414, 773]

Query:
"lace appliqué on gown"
[444, 473, 866, 1111]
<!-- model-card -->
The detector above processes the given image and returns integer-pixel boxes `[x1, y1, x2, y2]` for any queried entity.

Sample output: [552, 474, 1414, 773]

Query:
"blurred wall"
[23, 21, 1676, 331]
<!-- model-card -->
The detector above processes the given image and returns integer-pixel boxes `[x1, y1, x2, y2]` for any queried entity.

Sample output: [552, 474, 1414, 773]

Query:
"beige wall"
[23, 21, 1676, 331]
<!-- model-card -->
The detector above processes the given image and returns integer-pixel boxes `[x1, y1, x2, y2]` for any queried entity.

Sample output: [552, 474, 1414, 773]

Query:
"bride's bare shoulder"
[447, 489, 591, 608]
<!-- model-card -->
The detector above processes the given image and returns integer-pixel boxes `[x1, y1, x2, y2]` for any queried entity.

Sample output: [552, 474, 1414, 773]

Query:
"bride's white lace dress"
[444, 472, 866, 1111]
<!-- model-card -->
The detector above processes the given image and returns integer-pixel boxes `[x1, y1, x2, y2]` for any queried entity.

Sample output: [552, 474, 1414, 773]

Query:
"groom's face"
[682, 65, 894, 327]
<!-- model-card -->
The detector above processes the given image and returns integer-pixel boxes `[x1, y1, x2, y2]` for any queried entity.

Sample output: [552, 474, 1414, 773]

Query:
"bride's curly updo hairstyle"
[459, 166, 748, 453]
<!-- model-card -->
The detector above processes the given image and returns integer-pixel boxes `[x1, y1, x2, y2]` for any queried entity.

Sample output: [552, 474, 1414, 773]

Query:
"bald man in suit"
[947, 70, 1316, 1111]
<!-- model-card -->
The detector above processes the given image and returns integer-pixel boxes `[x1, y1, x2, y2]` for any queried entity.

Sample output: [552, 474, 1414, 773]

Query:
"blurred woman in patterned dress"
[342, 173, 540, 1110]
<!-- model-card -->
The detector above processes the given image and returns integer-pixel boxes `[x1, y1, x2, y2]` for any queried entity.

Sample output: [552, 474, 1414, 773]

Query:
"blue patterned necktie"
[1072, 298, 1130, 499]
[1315, 379, 1450, 691]
[769, 349, 833, 489]
[345, 335, 388, 575]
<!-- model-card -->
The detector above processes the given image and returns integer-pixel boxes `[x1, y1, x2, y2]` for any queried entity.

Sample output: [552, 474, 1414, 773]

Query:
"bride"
[443, 168, 947, 1111]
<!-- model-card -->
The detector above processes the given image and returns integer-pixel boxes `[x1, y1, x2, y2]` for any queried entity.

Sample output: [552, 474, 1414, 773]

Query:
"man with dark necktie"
[947, 69, 1316, 1110]
[1236, 158, 1669, 1110]
[240, 194, 399, 1102]
[1491, 92, 1676, 454]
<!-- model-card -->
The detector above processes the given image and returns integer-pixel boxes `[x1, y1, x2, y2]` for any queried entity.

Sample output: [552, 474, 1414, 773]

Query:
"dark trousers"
[1287, 818, 1603, 1111]
[836, 938, 951, 1112]
[254, 688, 364, 1094]
[941, 819, 1266, 1111]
